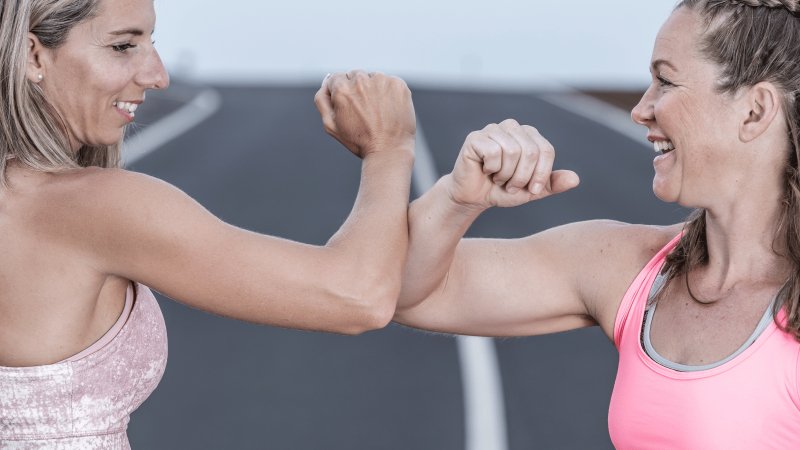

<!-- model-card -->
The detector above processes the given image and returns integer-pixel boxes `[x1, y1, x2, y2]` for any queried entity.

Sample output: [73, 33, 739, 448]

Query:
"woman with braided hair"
[396, 0, 800, 447]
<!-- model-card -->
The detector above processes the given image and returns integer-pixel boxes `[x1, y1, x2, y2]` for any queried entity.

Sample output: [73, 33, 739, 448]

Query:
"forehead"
[651, 7, 705, 69]
[89, 0, 156, 33]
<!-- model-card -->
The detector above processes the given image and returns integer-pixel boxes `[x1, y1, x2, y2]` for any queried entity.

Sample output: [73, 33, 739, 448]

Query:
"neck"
[700, 192, 790, 290]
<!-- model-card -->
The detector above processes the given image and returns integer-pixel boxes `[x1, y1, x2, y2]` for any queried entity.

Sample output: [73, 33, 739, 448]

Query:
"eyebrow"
[651, 59, 678, 72]
[108, 28, 154, 37]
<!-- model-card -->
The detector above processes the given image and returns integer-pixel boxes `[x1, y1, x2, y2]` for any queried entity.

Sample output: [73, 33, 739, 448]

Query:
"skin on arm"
[55, 71, 416, 336]
[395, 120, 680, 338]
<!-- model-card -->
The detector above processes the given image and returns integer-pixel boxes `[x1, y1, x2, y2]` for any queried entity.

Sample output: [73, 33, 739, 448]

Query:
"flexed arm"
[395, 119, 679, 338]
[54, 71, 415, 335]
[395, 119, 604, 336]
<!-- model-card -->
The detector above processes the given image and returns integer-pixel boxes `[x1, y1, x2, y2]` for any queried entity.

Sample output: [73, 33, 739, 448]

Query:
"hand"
[315, 70, 416, 159]
[446, 119, 579, 211]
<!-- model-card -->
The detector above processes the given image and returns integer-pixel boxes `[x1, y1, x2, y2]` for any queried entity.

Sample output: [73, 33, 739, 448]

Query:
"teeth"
[113, 101, 139, 116]
[653, 140, 675, 153]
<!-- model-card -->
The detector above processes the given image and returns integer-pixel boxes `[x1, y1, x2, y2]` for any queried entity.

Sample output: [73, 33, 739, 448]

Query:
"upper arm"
[394, 220, 677, 338]
[51, 169, 388, 334]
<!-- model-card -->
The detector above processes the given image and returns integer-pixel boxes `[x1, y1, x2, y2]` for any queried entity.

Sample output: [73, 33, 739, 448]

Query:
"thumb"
[548, 170, 580, 195]
[314, 74, 336, 133]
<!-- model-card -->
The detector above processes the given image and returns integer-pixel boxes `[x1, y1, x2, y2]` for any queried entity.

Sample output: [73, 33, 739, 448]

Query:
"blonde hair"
[0, 0, 121, 186]
[659, 0, 800, 339]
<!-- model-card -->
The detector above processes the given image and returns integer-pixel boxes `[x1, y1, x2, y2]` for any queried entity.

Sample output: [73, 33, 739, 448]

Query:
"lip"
[647, 133, 669, 143]
[653, 145, 677, 170]
[114, 107, 134, 122]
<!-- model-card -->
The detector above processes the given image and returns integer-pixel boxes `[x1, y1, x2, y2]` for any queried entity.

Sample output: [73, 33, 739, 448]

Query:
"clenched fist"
[315, 70, 416, 159]
[446, 119, 580, 210]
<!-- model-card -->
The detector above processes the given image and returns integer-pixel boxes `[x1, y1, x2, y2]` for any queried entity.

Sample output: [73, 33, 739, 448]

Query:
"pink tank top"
[0, 283, 167, 449]
[609, 234, 800, 449]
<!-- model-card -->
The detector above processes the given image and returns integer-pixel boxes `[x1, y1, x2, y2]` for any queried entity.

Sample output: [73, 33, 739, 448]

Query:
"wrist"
[437, 175, 487, 217]
[362, 145, 415, 167]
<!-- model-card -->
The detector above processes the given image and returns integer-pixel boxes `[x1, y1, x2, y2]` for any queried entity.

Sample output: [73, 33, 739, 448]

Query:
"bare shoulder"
[528, 219, 680, 265]
[22, 167, 219, 272]
[532, 219, 682, 338]
[39, 166, 187, 207]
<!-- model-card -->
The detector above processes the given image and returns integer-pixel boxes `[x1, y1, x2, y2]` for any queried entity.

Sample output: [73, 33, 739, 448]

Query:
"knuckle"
[523, 125, 539, 134]
[505, 144, 521, 156]
[485, 144, 501, 157]
[501, 118, 520, 127]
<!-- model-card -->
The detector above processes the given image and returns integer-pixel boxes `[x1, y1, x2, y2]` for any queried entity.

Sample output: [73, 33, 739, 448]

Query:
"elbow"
[334, 277, 400, 335]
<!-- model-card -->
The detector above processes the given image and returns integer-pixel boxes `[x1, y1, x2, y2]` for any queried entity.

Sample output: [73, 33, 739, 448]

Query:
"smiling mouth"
[112, 101, 138, 119]
[653, 140, 675, 155]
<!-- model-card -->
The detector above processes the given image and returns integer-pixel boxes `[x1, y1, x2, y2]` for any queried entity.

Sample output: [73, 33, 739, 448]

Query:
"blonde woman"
[0, 0, 415, 447]
[396, 0, 800, 447]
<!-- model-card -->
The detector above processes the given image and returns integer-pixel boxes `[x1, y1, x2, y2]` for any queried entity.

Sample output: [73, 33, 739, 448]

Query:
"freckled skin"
[632, 8, 748, 209]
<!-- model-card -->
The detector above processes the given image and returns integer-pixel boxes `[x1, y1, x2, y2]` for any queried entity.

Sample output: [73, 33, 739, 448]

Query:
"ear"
[25, 33, 49, 84]
[739, 82, 782, 143]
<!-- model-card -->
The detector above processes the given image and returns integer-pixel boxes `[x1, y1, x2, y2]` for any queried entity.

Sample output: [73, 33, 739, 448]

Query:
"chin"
[652, 180, 679, 204]
[90, 134, 123, 147]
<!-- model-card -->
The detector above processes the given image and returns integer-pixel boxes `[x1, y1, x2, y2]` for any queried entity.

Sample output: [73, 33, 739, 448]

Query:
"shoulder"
[23, 166, 215, 257]
[541, 219, 682, 337]
[531, 219, 681, 262]
[33, 167, 206, 224]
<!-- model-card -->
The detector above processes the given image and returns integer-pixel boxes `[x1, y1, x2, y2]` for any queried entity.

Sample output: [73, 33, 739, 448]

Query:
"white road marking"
[538, 91, 649, 149]
[123, 88, 222, 166]
[413, 122, 509, 450]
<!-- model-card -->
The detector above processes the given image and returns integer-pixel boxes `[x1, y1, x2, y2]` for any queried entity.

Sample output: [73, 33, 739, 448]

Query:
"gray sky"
[154, 0, 678, 89]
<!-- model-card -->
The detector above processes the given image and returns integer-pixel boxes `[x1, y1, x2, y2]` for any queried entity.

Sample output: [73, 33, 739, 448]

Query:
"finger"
[503, 124, 541, 193]
[523, 126, 555, 195]
[549, 170, 581, 195]
[328, 72, 349, 95]
[464, 131, 503, 175]
[485, 125, 522, 186]
[347, 69, 368, 81]
[314, 74, 335, 132]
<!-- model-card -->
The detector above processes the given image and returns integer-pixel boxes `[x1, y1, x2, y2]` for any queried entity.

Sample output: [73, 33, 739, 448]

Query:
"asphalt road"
[125, 84, 688, 449]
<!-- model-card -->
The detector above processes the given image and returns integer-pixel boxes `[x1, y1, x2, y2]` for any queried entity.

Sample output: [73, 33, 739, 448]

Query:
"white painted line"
[411, 123, 440, 195]
[538, 91, 650, 150]
[123, 88, 222, 166]
[457, 336, 509, 450]
[412, 120, 509, 450]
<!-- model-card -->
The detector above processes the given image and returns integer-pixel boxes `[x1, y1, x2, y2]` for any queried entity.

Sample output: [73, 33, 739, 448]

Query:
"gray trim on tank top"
[642, 273, 777, 372]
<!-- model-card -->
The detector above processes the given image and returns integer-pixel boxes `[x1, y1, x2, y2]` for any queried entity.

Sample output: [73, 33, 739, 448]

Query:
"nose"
[631, 86, 655, 126]
[136, 46, 170, 91]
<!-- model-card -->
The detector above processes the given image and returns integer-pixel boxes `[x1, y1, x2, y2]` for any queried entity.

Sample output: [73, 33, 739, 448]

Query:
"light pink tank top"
[609, 234, 800, 449]
[0, 283, 168, 449]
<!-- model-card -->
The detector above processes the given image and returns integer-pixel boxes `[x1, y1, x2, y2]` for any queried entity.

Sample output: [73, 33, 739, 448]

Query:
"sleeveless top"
[0, 283, 168, 449]
[609, 234, 800, 449]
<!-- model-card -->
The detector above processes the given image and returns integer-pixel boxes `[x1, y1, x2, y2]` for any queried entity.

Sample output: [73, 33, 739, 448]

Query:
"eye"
[111, 43, 137, 53]
[656, 75, 674, 88]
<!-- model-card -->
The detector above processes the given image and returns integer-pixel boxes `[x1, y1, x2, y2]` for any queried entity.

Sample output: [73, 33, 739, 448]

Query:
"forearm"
[325, 150, 415, 306]
[398, 174, 483, 310]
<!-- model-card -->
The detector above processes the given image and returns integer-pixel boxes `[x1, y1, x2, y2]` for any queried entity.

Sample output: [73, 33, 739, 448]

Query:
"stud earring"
[37, 74, 43, 82]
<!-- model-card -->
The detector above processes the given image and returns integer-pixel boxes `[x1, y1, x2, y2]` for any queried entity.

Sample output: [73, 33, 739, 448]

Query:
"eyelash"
[656, 75, 674, 87]
[111, 43, 136, 53]
[111, 41, 156, 53]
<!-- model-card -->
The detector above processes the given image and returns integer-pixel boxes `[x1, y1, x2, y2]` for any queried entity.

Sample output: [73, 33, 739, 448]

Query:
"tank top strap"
[613, 233, 683, 349]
